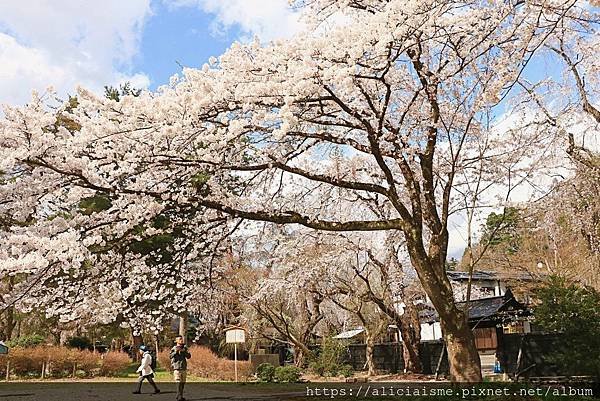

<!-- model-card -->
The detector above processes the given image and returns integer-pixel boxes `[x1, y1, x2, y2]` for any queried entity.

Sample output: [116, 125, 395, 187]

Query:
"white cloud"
[165, 0, 303, 42]
[0, 0, 152, 105]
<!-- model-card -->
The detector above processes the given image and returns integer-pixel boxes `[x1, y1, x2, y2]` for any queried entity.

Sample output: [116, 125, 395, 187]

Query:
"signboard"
[224, 327, 246, 382]
[0, 342, 8, 355]
[225, 328, 245, 344]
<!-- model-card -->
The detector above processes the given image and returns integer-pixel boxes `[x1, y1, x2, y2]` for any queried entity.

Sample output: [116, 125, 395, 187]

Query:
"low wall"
[344, 333, 589, 379]
[344, 341, 448, 375]
[249, 354, 280, 369]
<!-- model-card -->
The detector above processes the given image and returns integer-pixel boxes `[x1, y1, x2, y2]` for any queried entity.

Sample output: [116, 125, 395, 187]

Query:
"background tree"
[534, 276, 600, 377]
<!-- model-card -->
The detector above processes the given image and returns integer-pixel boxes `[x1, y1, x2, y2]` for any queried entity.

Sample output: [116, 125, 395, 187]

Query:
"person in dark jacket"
[170, 335, 191, 401]
[133, 345, 160, 394]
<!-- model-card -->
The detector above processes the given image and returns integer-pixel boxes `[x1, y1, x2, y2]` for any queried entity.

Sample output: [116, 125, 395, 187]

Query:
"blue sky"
[133, 2, 233, 90]
[0, 0, 301, 105]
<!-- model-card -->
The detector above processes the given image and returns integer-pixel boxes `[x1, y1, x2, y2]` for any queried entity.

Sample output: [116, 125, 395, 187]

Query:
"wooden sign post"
[225, 327, 245, 382]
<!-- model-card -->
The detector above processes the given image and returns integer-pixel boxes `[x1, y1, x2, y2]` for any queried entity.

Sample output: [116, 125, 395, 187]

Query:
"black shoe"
[132, 391, 141, 394]
[154, 389, 161, 394]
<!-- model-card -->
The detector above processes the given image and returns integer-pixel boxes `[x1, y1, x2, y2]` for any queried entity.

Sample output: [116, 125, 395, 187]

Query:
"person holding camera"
[170, 335, 192, 401]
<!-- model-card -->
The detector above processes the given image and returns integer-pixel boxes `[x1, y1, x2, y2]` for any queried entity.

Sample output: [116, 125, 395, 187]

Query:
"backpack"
[149, 351, 157, 371]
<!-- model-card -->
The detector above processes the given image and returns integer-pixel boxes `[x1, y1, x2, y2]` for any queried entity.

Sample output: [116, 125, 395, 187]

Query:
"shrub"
[100, 352, 132, 376]
[158, 345, 253, 381]
[0, 345, 113, 378]
[66, 336, 93, 351]
[188, 346, 219, 377]
[45, 346, 73, 377]
[157, 348, 171, 371]
[7, 334, 45, 348]
[188, 346, 252, 381]
[214, 358, 254, 381]
[74, 350, 100, 377]
[1, 346, 44, 377]
[308, 337, 351, 377]
[256, 362, 276, 382]
[274, 365, 301, 382]
[534, 276, 600, 377]
[44, 346, 97, 378]
[339, 364, 353, 378]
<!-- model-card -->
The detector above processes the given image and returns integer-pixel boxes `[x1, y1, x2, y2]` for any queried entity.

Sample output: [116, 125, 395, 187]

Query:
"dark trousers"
[136, 374, 160, 393]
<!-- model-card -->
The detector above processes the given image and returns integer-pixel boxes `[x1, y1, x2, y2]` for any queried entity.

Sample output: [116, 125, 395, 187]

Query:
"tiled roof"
[446, 270, 541, 281]
[447, 271, 498, 281]
[458, 295, 510, 319]
[419, 289, 528, 323]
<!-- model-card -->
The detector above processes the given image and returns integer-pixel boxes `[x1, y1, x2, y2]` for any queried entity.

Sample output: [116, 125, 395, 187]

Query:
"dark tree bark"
[131, 329, 143, 361]
[0, 277, 16, 341]
[1, 306, 15, 341]
[179, 314, 188, 344]
[399, 301, 422, 373]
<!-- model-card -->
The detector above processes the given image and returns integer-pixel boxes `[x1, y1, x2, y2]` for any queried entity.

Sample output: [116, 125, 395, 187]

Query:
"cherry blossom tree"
[1, 0, 597, 382]
[234, 220, 426, 372]
[186, 0, 589, 381]
[510, 9, 600, 287]
[358, 237, 424, 373]
[327, 281, 389, 377]
[0, 92, 233, 338]
[245, 232, 337, 367]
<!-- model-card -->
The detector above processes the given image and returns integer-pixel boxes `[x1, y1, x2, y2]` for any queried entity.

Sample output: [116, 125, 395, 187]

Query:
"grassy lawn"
[120, 362, 236, 382]
[6, 363, 219, 383]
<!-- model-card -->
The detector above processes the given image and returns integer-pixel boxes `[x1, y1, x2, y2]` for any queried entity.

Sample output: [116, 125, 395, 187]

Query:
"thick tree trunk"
[408, 247, 482, 382]
[154, 335, 160, 353]
[367, 295, 422, 372]
[441, 315, 481, 382]
[292, 337, 312, 367]
[398, 302, 422, 373]
[432, 300, 481, 381]
[294, 347, 305, 368]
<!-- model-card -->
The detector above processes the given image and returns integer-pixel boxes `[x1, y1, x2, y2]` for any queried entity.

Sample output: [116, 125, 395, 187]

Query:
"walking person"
[170, 335, 191, 401]
[133, 345, 160, 394]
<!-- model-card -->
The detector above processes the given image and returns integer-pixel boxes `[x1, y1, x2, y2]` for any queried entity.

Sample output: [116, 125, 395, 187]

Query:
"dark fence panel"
[502, 333, 576, 378]
[344, 341, 448, 374]
[420, 341, 448, 375]
[345, 343, 401, 372]
[338, 333, 589, 379]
